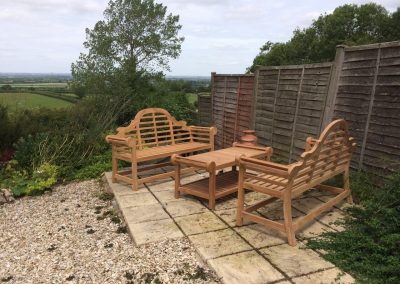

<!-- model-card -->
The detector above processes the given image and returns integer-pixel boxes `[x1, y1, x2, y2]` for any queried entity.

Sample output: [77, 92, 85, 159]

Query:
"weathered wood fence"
[332, 42, 400, 173]
[211, 73, 254, 149]
[204, 40, 400, 174]
[253, 63, 333, 162]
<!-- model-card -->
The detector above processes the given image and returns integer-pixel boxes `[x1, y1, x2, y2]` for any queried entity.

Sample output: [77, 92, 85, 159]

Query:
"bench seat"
[116, 142, 211, 162]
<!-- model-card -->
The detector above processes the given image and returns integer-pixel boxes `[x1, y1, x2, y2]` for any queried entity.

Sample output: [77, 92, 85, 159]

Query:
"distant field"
[0, 92, 72, 111]
[0, 82, 68, 88]
[186, 93, 198, 105]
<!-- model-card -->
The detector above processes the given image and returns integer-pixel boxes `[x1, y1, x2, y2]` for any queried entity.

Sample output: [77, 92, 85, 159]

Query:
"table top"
[179, 145, 268, 170]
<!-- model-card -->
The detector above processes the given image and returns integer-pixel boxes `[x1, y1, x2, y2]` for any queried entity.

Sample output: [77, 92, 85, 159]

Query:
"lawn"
[186, 93, 198, 105]
[0, 92, 72, 111]
[0, 82, 68, 88]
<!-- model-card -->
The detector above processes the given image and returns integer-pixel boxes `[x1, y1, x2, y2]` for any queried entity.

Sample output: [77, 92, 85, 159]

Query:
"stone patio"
[104, 170, 354, 284]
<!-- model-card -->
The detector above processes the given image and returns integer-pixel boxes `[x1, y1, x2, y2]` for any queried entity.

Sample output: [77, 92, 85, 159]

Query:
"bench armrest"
[239, 156, 290, 178]
[105, 135, 135, 148]
[189, 126, 217, 146]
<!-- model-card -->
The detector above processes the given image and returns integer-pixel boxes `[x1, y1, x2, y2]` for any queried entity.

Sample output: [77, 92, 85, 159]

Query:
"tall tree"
[248, 3, 399, 72]
[71, 0, 184, 96]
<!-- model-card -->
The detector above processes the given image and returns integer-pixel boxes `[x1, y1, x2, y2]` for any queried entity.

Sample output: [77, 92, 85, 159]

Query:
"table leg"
[208, 169, 216, 209]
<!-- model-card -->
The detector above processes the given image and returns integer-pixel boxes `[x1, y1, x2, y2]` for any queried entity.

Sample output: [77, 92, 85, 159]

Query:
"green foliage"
[0, 84, 12, 91]
[307, 172, 400, 283]
[0, 161, 58, 197]
[248, 4, 400, 72]
[73, 151, 112, 180]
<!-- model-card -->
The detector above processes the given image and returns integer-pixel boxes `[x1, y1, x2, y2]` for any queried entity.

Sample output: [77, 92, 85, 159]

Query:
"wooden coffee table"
[171, 143, 272, 209]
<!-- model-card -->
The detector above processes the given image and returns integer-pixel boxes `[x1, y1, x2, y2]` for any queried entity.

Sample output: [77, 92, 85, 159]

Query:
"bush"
[307, 172, 400, 283]
[1, 76, 198, 197]
[72, 151, 112, 180]
[0, 161, 58, 197]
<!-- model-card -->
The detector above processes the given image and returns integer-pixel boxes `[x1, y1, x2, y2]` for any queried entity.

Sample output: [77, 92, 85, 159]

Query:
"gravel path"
[0, 180, 220, 283]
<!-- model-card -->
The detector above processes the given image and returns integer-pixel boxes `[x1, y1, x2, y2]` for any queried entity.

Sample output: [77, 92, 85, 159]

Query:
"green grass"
[186, 93, 198, 105]
[0, 92, 72, 111]
[0, 82, 68, 88]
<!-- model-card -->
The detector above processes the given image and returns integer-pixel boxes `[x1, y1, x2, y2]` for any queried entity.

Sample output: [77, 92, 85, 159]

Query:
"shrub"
[73, 151, 112, 180]
[307, 172, 400, 283]
[0, 161, 58, 197]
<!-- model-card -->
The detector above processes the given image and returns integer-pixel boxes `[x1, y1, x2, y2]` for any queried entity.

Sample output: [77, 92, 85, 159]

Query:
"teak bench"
[236, 119, 356, 246]
[106, 108, 217, 190]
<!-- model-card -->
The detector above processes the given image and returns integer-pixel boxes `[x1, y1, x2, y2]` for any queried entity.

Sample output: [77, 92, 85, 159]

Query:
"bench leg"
[175, 164, 181, 199]
[236, 167, 245, 226]
[131, 162, 138, 191]
[283, 193, 296, 246]
[111, 147, 117, 183]
[343, 169, 353, 204]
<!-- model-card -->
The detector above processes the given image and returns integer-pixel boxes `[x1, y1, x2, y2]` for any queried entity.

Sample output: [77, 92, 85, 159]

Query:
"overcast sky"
[0, 0, 397, 76]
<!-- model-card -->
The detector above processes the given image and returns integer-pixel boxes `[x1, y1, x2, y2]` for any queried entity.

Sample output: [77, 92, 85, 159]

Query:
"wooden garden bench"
[106, 108, 217, 190]
[236, 119, 356, 246]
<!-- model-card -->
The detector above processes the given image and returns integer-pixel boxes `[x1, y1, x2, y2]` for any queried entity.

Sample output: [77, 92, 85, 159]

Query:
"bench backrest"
[116, 108, 191, 150]
[289, 119, 356, 191]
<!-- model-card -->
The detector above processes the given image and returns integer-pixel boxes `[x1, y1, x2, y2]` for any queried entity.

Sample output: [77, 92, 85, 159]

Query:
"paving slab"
[164, 199, 207, 217]
[128, 218, 183, 245]
[189, 228, 252, 260]
[261, 244, 334, 277]
[292, 197, 326, 213]
[152, 189, 178, 204]
[292, 267, 355, 284]
[215, 208, 255, 227]
[106, 170, 351, 284]
[256, 201, 304, 220]
[175, 211, 228, 235]
[116, 192, 159, 209]
[147, 179, 175, 192]
[213, 195, 238, 211]
[244, 191, 270, 206]
[104, 172, 147, 195]
[234, 224, 287, 248]
[317, 209, 347, 231]
[122, 203, 170, 224]
[208, 250, 285, 284]
[295, 218, 335, 239]
[302, 188, 336, 199]
[180, 173, 207, 183]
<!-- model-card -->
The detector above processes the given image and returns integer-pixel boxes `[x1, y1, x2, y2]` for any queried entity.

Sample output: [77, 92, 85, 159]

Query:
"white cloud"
[0, 0, 398, 75]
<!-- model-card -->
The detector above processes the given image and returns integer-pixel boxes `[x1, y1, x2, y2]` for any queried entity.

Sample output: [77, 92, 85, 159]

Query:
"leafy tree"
[71, 0, 184, 96]
[248, 3, 399, 72]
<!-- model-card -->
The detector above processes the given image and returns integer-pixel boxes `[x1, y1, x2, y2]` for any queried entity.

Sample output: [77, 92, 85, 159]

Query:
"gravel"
[0, 180, 220, 283]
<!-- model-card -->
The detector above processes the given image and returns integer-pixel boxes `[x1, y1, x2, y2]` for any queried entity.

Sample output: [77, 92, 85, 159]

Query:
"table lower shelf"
[178, 171, 239, 200]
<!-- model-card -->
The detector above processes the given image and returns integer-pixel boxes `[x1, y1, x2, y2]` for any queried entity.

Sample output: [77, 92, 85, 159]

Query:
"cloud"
[2, 0, 105, 14]
[1, 0, 398, 74]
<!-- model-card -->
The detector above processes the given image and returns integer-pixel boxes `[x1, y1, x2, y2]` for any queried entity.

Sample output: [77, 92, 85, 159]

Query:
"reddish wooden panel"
[211, 74, 255, 149]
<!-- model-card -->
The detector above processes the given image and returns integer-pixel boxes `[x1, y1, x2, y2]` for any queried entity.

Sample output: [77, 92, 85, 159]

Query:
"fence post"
[211, 72, 216, 126]
[322, 45, 346, 129]
[250, 67, 260, 130]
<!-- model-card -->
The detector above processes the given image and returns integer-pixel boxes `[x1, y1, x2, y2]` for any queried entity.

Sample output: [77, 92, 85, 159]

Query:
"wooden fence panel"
[333, 41, 400, 174]
[254, 63, 333, 162]
[211, 73, 254, 148]
[201, 41, 400, 175]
